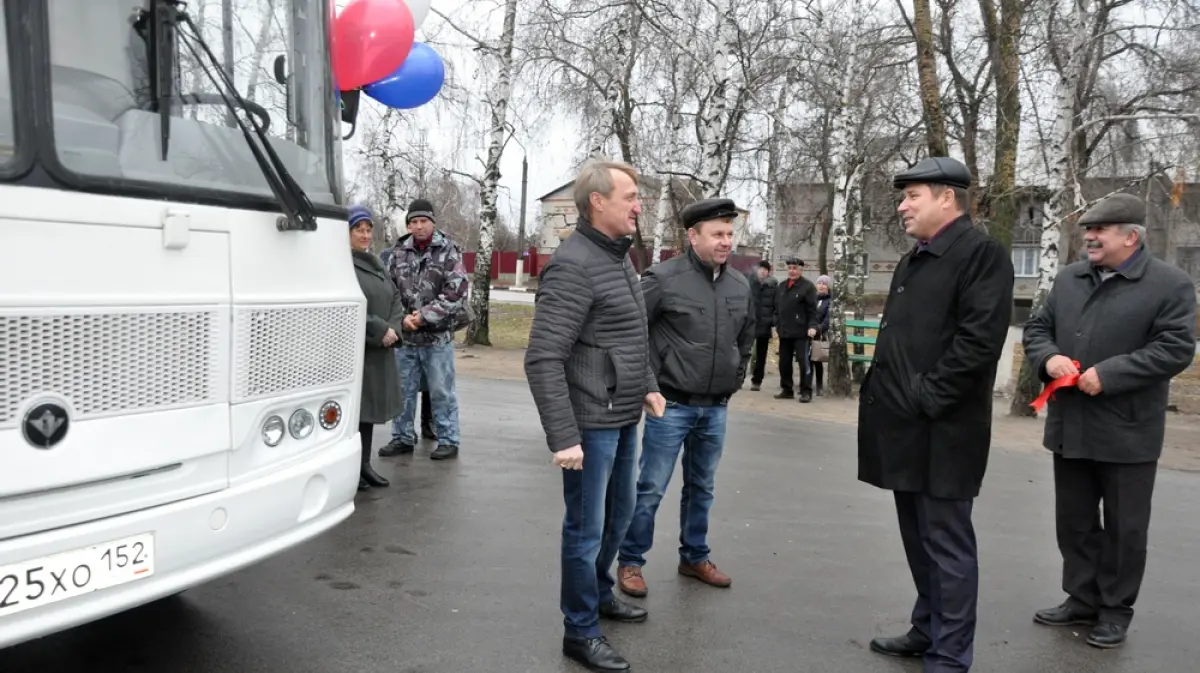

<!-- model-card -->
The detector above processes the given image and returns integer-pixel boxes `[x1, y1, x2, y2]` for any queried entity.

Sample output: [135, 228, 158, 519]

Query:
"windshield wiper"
[137, 0, 318, 232]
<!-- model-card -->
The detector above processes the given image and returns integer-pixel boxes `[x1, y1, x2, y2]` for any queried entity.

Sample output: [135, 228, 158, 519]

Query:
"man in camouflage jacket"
[379, 198, 469, 460]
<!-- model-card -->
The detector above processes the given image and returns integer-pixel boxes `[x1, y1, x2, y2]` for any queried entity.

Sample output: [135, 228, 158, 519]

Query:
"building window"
[1012, 246, 1039, 278]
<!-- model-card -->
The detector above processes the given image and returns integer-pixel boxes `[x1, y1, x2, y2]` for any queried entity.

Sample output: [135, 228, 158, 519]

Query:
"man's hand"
[1045, 354, 1080, 379]
[382, 328, 399, 347]
[1077, 367, 1103, 396]
[402, 311, 423, 331]
[552, 445, 584, 470]
[807, 328, 817, 338]
[644, 392, 666, 418]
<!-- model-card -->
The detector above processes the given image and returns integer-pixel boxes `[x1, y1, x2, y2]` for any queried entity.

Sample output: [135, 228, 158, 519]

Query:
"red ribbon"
[1029, 360, 1082, 412]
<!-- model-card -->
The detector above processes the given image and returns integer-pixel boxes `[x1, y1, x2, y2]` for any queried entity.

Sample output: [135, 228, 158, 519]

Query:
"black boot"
[868, 629, 931, 658]
[361, 434, 389, 488]
[430, 444, 458, 461]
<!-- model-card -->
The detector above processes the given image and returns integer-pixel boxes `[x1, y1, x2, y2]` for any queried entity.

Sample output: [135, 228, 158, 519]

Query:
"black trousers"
[895, 492, 977, 673]
[751, 336, 770, 384]
[1053, 454, 1157, 626]
[778, 337, 812, 395]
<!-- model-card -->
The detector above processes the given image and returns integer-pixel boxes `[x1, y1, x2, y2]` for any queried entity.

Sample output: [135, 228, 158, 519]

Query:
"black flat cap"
[1077, 193, 1145, 227]
[892, 157, 972, 190]
[680, 198, 740, 229]
[784, 257, 804, 267]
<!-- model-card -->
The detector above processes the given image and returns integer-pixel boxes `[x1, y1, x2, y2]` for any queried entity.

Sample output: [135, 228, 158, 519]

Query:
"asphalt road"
[3, 377, 1199, 672]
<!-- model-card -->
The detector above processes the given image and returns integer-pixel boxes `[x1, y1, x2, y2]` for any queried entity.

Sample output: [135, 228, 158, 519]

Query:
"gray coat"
[353, 250, 406, 424]
[1022, 246, 1197, 463]
[642, 249, 755, 399]
[524, 219, 659, 452]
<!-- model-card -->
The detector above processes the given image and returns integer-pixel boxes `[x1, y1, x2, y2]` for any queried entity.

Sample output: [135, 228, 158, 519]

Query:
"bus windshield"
[47, 0, 341, 208]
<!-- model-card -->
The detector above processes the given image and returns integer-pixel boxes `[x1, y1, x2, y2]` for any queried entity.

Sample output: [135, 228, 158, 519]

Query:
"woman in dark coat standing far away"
[349, 205, 405, 491]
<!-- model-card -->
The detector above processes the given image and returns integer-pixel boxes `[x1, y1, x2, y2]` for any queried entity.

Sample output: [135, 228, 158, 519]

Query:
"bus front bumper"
[0, 436, 360, 649]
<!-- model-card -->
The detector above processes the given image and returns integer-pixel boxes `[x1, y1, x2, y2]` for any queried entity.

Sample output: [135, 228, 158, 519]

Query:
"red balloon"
[332, 0, 416, 91]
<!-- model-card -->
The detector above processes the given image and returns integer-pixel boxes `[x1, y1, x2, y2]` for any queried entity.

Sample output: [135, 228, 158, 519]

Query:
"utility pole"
[514, 154, 529, 288]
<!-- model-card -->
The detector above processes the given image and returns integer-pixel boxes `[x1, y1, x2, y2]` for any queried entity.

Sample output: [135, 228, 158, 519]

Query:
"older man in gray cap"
[858, 156, 1014, 672]
[615, 197, 755, 598]
[1022, 192, 1196, 649]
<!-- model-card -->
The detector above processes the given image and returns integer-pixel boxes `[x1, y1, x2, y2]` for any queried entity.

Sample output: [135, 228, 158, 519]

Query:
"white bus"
[0, 0, 365, 647]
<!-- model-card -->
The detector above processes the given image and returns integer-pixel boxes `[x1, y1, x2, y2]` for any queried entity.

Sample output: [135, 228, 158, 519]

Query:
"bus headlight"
[262, 415, 285, 447]
[289, 409, 315, 439]
[319, 401, 342, 430]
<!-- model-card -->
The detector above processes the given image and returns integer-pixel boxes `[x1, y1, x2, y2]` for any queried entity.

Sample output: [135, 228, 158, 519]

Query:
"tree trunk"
[979, 0, 1023, 250]
[824, 3, 865, 398]
[764, 79, 790, 264]
[1010, 0, 1083, 415]
[701, 0, 733, 195]
[912, 0, 948, 156]
[466, 0, 518, 346]
[652, 107, 680, 265]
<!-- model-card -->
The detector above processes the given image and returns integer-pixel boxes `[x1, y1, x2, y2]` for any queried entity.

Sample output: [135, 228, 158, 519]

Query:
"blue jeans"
[391, 343, 459, 445]
[561, 424, 638, 638]
[618, 401, 728, 568]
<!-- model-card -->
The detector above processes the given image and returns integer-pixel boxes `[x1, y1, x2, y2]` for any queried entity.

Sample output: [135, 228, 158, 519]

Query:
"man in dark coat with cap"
[773, 257, 819, 401]
[615, 197, 755, 598]
[858, 157, 1014, 672]
[1022, 193, 1196, 649]
[747, 260, 778, 391]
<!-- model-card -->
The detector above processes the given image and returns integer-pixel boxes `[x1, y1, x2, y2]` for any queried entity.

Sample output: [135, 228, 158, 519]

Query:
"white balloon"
[405, 0, 431, 29]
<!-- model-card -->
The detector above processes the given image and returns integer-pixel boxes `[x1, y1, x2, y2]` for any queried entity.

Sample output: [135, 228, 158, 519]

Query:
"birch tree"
[433, 0, 520, 346]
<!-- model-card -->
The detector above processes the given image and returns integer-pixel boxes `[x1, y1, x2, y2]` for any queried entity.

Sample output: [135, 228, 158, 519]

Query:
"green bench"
[844, 319, 880, 363]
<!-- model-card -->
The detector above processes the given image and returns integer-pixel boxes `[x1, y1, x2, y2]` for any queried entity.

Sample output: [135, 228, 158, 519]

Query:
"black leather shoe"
[599, 598, 648, 623]
[799, 392, 812, 403]
[430, 444, 458, 460]
[868, 631, 931, 658]
[1086, 622, 1127, 649]
[379, 439, 414, 457]
[1033, 602, 1099, 626]
[358, 477, 370, 491]
[562, 636, 630, 671]
[361, 464, 389, 488]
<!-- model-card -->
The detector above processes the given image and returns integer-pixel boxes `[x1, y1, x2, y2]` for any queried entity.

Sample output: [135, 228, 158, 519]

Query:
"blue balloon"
[362, 42, 445, 110]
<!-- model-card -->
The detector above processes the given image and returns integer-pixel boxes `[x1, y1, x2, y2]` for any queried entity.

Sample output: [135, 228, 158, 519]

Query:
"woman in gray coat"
[349, 205, 406, 491]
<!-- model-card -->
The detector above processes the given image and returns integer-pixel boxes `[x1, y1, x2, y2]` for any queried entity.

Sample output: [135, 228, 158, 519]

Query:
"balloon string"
[1030, 360, 1082, 412]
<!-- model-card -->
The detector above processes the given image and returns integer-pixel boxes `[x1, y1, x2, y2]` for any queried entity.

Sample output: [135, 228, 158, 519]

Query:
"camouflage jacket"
[386, 230, 469, 346]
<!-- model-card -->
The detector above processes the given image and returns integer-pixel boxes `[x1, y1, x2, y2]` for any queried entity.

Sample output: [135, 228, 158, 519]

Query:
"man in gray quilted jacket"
[525, 159, 666, 672]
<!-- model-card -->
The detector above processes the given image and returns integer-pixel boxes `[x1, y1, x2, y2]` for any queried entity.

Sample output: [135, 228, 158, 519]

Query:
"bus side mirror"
[339, 89, 361, 140]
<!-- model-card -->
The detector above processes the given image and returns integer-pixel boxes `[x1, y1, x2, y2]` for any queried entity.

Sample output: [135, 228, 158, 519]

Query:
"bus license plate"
[0, 533, 155, 618]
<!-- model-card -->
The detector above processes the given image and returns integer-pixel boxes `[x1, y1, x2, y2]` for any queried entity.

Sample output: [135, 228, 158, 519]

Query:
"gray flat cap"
[892, 157, 972, 190]
[1077, 193, 1146, 227]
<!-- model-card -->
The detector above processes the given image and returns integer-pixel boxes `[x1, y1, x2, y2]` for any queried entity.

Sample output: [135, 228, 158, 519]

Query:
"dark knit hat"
[406, 198, 436, 224]
[348, 204, 372, 228]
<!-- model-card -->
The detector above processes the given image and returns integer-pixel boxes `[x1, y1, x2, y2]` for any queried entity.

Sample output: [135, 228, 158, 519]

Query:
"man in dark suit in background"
[773, 258, 818, 402]
[857, 157, 1014, 672]
[747, 260, 778, 391]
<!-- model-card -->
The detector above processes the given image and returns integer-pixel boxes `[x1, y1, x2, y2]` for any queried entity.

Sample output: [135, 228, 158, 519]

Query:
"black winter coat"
[857, 217, 1014, 500]
[1022, 247, 1196, 464]
[775, 276, 819, 339]
[524, 219, 658, 452]
[749, 275, 778, 338]
[642, 249, 755, 399]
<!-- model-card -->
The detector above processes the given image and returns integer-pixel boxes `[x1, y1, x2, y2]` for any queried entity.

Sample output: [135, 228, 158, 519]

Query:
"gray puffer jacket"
[524, 219, 658, 452]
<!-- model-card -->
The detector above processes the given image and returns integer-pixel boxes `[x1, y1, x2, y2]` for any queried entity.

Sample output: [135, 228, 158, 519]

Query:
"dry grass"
[455, 303, 535, 350]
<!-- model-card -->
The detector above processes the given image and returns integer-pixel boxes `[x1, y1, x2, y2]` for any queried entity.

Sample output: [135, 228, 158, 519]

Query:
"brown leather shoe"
[617, 565, 647, 597]
[678, 560, 731, 588]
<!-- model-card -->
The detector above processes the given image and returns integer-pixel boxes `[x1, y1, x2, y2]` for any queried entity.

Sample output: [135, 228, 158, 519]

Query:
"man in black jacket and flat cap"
[1023, 192, 1196, 649]
[858, 157, 1014, 672]
[615, 197, 755, 598]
